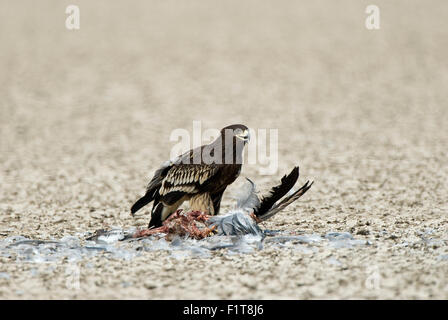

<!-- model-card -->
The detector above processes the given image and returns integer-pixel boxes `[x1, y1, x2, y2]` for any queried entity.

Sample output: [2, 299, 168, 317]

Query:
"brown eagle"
[131, 124, 250, 228]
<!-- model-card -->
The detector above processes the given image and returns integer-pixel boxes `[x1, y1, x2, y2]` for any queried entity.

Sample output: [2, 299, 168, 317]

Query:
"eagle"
[131, 124, 250, 228]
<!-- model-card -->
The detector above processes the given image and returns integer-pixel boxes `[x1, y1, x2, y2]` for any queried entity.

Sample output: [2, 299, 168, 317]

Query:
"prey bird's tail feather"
[253, 166, 300, 217]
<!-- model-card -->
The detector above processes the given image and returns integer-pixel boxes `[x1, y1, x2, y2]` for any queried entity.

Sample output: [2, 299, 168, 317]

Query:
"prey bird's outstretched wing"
[208, 167, 313, 236]
[252, 166, 313, 221]
[257, 180, 313, 221]
[253, 166, 300, 217]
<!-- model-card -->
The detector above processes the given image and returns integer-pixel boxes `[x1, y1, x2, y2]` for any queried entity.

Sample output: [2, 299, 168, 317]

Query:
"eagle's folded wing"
[159, 164, 220, 196]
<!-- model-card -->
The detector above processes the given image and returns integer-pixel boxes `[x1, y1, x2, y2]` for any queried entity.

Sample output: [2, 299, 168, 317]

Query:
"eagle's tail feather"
[130, 190, 155, 215]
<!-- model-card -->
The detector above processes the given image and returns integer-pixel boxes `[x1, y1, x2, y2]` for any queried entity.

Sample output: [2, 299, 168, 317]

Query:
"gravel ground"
[0, 0, 447, 299]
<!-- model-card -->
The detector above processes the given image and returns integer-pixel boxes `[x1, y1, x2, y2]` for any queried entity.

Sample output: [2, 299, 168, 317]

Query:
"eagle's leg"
[189, 193, 215, 215]
[149, 197, 186, 228]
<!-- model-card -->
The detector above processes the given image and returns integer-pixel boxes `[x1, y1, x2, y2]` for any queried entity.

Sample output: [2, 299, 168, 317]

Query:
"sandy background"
[0, 0, 447, 299]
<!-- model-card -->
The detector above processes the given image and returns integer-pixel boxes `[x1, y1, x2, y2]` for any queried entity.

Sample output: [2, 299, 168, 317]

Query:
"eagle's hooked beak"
[236, 129, 250, 143]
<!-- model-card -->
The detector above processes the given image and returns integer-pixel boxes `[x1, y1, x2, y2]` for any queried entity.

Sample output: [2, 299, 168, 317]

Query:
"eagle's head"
[220, 124, 250, 144]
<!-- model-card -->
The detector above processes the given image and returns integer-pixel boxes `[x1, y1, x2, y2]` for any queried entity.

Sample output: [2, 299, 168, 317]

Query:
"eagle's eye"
[233, 128, 250, 142]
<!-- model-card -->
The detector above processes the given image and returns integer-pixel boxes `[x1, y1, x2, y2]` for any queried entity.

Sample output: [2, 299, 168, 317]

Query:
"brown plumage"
[131, 124, 250, 228]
